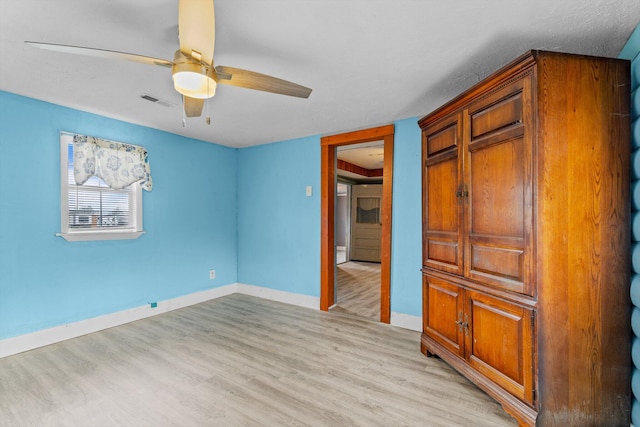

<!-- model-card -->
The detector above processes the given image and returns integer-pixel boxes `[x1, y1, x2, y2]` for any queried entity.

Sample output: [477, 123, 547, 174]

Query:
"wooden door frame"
[320, 124, 394, 323]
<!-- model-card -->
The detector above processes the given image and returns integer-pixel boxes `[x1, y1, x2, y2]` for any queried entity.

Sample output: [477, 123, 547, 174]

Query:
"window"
[355, 197, 380, 224]
[58, 132, 144, 241]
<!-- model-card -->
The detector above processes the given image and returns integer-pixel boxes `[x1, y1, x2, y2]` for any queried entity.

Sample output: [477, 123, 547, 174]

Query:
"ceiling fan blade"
[24, 41, 173, 67]
[178, 0, 215, 65]
[184, 96, 205, 117]
[215, 66, 312, 98]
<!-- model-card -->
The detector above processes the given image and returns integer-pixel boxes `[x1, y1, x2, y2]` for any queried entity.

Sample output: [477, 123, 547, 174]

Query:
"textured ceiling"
[1, 0, 639, 148]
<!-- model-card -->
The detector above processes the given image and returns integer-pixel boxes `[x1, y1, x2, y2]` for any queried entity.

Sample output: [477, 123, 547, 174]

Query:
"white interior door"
[350, 184, 382, 262]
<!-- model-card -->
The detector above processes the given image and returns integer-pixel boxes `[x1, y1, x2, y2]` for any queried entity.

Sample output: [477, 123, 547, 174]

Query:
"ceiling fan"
[25, 0, 312, 121]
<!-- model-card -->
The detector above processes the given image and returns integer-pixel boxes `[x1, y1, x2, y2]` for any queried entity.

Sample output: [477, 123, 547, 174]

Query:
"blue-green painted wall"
[390, 118, 422, 316]
[0, 92, 238, 339]
[237, 135, 322, 295]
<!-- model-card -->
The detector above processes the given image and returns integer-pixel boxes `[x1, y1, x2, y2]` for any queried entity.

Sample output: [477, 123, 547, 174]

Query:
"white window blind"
[67, 161, 134, 230]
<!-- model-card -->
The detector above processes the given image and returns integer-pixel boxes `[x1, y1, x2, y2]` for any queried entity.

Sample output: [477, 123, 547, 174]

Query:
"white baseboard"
[0, 284, 418, 358]
[390, 311, 422, 331]
[236, 283, 320, 309]
[0, 284, 238, 358]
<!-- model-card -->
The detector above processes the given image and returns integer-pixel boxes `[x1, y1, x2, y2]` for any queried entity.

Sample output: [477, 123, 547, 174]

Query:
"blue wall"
[237, 136, 322, 295]
[620, 23, 640, 426]
[236, 118, 423, 316]
[0, 92, 238, 340]
[390, 118, 423, 316]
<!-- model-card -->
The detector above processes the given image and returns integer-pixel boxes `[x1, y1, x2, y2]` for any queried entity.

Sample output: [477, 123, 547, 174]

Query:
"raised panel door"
[423, 274, 465, 358]
[465, 289, 535, 405]
[423, 113, 464, 275]
[464, 76, 534, 295]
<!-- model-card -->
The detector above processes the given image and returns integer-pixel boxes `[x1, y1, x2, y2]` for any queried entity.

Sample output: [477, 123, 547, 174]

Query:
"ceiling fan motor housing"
[171, 50, 217, 99]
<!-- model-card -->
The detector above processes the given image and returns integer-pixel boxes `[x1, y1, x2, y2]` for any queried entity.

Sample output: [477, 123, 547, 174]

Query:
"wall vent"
[140, 93, 174, 107]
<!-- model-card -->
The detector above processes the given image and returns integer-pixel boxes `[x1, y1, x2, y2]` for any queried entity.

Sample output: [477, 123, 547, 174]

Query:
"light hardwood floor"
[0, 294, 517, 427]
[332, 261, 380, 321]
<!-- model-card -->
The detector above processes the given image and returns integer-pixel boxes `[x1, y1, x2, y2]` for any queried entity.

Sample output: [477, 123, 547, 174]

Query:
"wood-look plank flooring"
[0, 294, 517, 427]
[332, 261, 380, 321]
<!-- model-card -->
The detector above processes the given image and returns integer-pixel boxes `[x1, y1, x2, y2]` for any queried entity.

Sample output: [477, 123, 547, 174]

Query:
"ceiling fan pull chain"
[206, 80, 211, 125]
[182, 96, 186, 127]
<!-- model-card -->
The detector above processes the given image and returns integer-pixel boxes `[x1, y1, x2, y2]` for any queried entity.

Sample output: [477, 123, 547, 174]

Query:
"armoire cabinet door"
[423, 113, 464, 275]
[423, 274, 465, 358]
[465, 289, 535, 405]
[464, 76, 534, 295]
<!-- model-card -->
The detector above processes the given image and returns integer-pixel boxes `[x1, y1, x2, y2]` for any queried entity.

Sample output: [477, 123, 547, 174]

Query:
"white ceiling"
[1, 1, 638, 148]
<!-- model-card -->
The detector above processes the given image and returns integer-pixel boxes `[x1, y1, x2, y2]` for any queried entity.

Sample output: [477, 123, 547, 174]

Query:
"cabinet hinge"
[531, 312, 535, 328]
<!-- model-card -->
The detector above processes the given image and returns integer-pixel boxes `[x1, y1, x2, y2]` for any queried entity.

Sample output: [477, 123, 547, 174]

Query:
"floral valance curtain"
[73, 134, 152, 191]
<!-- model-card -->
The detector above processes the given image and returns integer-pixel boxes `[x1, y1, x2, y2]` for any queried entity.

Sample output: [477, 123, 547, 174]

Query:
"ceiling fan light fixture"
[171, 51, 217, 99]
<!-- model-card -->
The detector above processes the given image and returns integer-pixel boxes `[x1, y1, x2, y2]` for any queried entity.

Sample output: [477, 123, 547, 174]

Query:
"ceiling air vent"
[140, 93, 174, 108]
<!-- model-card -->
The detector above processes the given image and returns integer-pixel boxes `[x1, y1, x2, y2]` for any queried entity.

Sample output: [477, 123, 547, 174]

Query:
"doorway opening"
[335, 182, 350, 265]
[335, 180, 382, 320]
[320, 124, 394, 323]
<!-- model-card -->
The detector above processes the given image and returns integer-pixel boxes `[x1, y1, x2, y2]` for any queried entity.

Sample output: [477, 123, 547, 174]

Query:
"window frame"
[57, 132, 145, 242]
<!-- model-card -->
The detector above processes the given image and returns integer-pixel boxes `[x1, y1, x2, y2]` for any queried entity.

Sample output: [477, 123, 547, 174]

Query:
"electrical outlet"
[209, 269, 216, 280]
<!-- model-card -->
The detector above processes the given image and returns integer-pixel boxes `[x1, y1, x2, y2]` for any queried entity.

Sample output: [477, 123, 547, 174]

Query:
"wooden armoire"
[418, 50, 631, 426]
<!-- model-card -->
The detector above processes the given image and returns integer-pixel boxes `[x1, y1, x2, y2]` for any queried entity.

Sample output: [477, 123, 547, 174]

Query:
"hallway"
[331, 261, 380, 321]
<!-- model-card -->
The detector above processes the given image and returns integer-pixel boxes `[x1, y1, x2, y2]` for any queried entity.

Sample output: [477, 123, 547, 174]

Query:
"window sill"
[56, 231, 145, 242]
